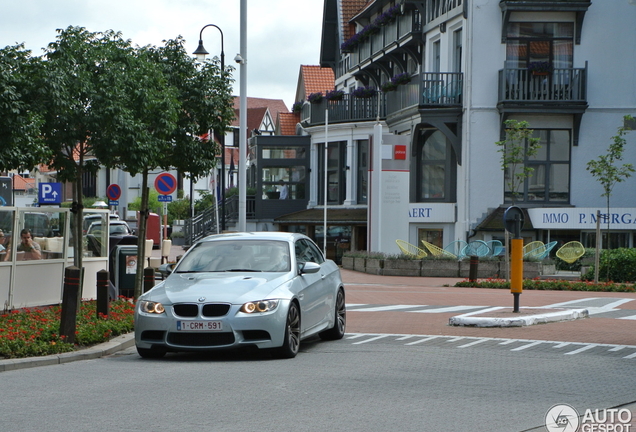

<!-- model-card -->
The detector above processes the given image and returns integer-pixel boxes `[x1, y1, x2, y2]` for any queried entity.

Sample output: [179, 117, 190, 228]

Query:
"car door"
[294, 239, 331, 335]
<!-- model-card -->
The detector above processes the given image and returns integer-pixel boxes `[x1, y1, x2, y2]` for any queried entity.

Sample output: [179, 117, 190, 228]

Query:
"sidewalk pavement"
[2, 267, 634, 372]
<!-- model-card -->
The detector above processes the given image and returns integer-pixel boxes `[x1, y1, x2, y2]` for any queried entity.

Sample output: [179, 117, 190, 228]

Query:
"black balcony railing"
[498, 65, 587, 103]
[386, 72, 463, 113]
[301, 93, 386, 126]
[348, 11, 421, 71]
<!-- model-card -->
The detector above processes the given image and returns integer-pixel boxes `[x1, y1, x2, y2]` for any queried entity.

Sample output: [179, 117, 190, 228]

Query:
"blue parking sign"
[39, 183, 62, 205]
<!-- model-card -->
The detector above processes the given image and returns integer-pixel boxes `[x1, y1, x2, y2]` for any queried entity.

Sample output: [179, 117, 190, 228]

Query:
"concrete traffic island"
[449, 307, 589, 327]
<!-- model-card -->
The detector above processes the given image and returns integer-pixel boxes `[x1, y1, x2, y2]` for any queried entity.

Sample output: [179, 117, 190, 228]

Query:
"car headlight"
[240, 300, 279, 314]
[139, 300, 165, 314]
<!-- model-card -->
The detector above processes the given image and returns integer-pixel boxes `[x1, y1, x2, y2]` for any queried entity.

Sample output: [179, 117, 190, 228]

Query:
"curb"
[0, 332, 135, 373]
[449, 308, 589, 327]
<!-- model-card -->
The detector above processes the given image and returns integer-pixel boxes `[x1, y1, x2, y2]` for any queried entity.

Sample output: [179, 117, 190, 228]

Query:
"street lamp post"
[193, 24, 226, 233]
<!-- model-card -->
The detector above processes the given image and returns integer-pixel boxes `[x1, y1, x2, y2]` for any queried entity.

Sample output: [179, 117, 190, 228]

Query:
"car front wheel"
[319, 288, 346, 340]
[272, 302, 300, 359]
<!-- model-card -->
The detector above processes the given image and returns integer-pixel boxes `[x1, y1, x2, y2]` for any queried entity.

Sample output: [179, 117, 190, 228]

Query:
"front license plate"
[177, 321, 223, 331]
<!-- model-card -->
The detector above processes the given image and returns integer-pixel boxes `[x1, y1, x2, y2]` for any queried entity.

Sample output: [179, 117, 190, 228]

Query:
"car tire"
[319, 288, 346, 341]
[271, 302, 300, 359]
[136, 346, 166, 359]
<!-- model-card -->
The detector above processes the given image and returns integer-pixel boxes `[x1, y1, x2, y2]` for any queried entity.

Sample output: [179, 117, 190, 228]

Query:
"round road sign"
[154, 173, 177, 195]
[106, 184, 122, 201]
[503, 206, 525, 238]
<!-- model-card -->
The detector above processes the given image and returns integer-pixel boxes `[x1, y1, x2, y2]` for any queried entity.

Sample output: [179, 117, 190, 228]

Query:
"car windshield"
[176, 240, 291, 273]
[88, 223, 130, 236]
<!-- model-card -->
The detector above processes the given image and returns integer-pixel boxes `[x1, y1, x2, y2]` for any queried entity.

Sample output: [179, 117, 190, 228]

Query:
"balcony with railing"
[300, 93, 386, 127]
[346, 10, 422, 74]
[386, 72, 463, 116]
[498, 64, 588, 109]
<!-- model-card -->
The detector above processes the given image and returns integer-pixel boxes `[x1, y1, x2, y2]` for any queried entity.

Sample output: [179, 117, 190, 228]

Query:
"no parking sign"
[155, 173, 176, 202]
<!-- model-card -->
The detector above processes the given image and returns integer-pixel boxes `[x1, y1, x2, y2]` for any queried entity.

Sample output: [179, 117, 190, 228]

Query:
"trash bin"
[114, 245, 138, 298]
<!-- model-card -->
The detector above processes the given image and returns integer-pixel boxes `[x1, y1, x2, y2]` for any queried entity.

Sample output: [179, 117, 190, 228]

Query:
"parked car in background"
[135, 232, 346, 359]
[83, 213, 120, 234]
[87, 220, 133, 236]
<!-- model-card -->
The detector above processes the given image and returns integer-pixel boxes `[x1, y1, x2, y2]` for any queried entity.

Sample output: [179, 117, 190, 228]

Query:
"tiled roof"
[12, 174, 35, 191]
[277, 112, 300, 136]
[232, 96, 288, 120]
[341, 0, 372, 40]
[300, 65, 335, 98]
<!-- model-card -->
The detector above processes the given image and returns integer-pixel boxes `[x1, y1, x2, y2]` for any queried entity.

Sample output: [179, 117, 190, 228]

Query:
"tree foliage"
[496, 119, 541, 204]
[0, 44, 50, 172]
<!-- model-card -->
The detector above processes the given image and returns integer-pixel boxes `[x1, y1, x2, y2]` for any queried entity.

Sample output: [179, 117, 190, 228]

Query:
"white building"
[297, 0, 636, 256]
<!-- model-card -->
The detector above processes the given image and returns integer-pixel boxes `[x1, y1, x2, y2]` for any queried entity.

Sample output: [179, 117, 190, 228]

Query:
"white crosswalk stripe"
[343, 333, 636, 360]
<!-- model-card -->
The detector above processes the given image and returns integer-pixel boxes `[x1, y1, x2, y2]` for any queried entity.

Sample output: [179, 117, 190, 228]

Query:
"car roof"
[198, 231, 305, 244]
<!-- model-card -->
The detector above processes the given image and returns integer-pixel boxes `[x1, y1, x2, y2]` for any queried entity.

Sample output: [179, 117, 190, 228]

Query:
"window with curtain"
[506, 22, 573, 69]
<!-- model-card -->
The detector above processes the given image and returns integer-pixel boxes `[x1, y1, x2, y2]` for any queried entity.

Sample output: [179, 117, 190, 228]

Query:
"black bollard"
[96, 269, 110, 319]
[468, 255, 479, 282]
[60, 266, 81, 344]
[143, 267, 155, 293]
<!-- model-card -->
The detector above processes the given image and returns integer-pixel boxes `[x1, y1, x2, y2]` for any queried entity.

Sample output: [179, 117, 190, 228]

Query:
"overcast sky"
[0, 0, 325, 109]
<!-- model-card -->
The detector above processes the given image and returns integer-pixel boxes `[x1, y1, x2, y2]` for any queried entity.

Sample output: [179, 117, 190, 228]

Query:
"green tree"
[36, 27, 145, 276]
[0, 44, 50, 173]
[496, 119, 541, 204]
[95, 37, 234, 298]
[586, 115, 634, 280]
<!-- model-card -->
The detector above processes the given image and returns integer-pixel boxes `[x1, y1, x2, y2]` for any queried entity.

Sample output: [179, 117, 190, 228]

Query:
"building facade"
[300, 0, 636, 255]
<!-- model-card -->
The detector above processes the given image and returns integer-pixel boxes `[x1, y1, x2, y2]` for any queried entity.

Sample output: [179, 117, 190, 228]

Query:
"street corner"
[448, 307, 589, 327]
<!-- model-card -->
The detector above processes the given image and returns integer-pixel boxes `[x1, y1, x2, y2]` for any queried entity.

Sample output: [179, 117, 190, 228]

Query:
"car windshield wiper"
[225, 268, 262, 272]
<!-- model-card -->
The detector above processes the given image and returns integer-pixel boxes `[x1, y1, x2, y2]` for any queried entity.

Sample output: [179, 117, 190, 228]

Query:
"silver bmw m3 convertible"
[134, 232, 346, 359]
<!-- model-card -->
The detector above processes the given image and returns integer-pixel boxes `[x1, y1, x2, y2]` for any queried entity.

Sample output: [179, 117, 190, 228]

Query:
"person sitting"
[16, 228, 42, 260]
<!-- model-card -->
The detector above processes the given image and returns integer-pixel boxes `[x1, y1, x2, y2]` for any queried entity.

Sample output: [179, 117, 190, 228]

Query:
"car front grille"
[167, 332, 235, 347]
[242, 330, 271, 341]
[173, 303, 231, 318]
[140, 330, 166, 342]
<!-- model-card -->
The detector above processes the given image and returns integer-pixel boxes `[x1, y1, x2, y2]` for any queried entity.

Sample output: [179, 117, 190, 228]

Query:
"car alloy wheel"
[319, 288, 346, 340]
[273, 302, 300, 359]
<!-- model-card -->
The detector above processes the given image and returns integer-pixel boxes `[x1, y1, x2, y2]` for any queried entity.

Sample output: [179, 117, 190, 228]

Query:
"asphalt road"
[1, 270, 635, 432]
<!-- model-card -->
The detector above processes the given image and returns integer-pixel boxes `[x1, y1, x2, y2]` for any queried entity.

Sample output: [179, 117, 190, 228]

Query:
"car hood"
[145, 272, 292, 304]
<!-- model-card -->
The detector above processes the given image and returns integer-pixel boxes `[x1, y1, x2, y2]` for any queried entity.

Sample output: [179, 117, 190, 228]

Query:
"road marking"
[344, 334, 636, 360]
[510, 341, 544, 351]
[619, 314, 636, 320]
[405, 336, 440, 345]
[564, 344, 597, 355]
[349, 304, 426, 312]
[457, 339, 491, 348]
[553, 342, 571, 348]
[409, 305, 486, 313]
[352, 335, 390, 345]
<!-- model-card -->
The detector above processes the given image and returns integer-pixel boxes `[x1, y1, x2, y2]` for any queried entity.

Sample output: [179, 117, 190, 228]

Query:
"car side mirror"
[158, 262, 175, 277]
[300, 261, 320, 274]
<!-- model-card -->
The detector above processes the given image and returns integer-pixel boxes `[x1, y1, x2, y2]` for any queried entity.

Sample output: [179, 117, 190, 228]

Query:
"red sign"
[394, 145, 407, 160]
[154, 173, 177, 195]
[106, 184, 122, 201]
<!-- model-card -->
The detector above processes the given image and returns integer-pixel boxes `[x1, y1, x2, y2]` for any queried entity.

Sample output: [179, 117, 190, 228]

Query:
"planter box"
[341, 256, 354, 270]
[171, 237, 185, 246]
[365, 258, 384, 275]
[459, 260, 501, 279]
[523, 261, 542, 279]
[353, 257, 366, 272]
[420, 260, 459, 277]
[382, 259, 421, 276]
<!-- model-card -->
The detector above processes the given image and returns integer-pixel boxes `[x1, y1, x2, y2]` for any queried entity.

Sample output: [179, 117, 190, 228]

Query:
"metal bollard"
[143, 267, 155, 293]
[468, 255, 479, 282]
[60, 266, 81, 344]
[96, 269, 110, 319]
